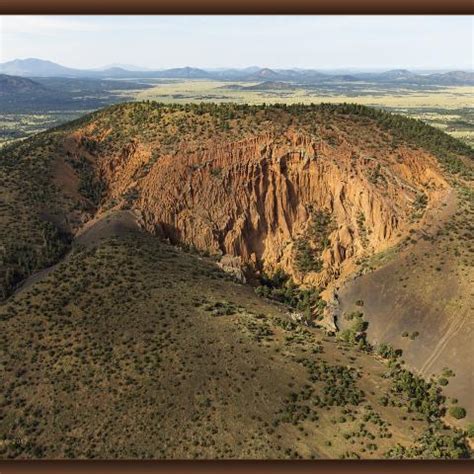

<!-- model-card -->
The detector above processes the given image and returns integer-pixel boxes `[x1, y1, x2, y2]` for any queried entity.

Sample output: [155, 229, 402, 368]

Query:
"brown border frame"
[0, 0, 472, 14]
[0, 2, 473, 474]
[0, 460, 473, 473]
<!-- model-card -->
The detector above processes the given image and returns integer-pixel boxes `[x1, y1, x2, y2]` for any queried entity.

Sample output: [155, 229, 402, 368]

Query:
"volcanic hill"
[0, 102, 472, 459]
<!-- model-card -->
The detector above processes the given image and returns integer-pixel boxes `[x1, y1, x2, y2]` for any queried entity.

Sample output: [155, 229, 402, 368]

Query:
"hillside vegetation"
[0, 102, 472, 459]
[0, 218, 470, 459]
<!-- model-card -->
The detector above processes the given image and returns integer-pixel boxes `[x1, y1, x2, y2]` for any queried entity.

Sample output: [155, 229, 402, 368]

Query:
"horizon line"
[1, 57, 472, 72]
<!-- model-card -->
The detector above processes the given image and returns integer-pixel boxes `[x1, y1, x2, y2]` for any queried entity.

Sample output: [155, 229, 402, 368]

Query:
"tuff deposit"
[64, 117, 448, 292]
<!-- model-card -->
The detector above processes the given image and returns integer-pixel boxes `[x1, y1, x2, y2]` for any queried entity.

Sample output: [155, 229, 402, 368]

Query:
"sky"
[0, 15, 473, 70]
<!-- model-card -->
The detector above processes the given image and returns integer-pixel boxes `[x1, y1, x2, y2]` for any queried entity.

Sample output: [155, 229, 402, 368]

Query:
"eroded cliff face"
[63, 125, 449, 291]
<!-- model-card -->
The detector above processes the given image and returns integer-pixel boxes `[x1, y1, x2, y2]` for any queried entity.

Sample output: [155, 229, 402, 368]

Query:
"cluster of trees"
[275, 359, 364, 430]
[372, 340, 471, 458]
[391, 368, 444, 419]
[375, 342, 447, 420]
[293, 237, 323, 273]
[339, 312, 370, 350]
[274, 385, 316, 426]
[0, 220, 71, 300]
[355, 212, 370, 249]
[301, 359, 365, 407]
[293, 210, 333, 275]
[0, 133, 75, 301]
[65, 153, 105, 206]
[203, 300, 238, 316]
[329, 102, 472, 178]
[255, 268, 325, 320]
[385, 424, 470, 459]
[377, 342, 403, 360]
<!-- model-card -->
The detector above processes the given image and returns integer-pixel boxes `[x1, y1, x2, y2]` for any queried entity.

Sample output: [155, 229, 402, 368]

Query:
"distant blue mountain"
[1, 58, 472, 85]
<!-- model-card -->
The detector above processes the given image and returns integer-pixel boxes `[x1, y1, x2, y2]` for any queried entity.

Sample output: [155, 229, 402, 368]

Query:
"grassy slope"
[0, 216, 468, 459]
[338, 184, 474, 425]
[0, 134, 77, 299]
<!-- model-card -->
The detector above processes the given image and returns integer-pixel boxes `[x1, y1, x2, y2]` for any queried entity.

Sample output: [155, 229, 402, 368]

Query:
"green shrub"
[449, 406, 466, 420]
[293, 210, 334, 275]
[255, 269, 323, 318]
[385, 428, 469, 459]
[339, 313, 369, 349]
[377, 343, 401, 360]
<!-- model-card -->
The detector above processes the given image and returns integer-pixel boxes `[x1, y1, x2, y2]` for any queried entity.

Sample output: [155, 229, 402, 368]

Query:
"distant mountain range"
[0, 72, 152, 113]
[1, 58, 473, 86]
[0, 74, 47, 96]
